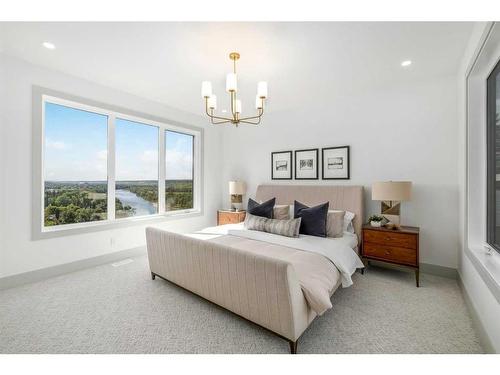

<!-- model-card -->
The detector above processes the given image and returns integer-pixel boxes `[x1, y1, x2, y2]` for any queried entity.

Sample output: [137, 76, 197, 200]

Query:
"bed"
[146, 184, 364, 353]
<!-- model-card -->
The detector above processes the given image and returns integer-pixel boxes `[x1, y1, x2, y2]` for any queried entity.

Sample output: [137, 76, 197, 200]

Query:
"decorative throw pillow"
[294, 200, 329, 237]
[244, 213, 301, 238]
[326, 210, 345, 238]
[247, 197, 275, 218]
[344, 210, 355, 233]
[273, 205, 290, 220]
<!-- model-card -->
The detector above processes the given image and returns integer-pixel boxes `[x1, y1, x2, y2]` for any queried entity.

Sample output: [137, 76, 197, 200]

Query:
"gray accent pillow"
[326, 210, 345, 238]
[244, 213, 301, 238]
[294, 200, 329, 237]
[273, 205, 290, 220]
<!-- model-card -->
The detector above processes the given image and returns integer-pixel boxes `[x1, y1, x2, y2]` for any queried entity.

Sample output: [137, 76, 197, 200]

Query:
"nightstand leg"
[415, 269, 419, 287]
[360, 258, 367, 274]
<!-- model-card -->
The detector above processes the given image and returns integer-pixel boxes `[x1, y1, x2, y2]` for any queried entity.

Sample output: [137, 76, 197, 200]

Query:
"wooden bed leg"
[289, 340, 298, 354]
[151, 272, 156, 280]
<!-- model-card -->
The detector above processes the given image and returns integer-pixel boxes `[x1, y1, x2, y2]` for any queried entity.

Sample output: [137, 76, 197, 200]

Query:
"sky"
[44, 102, 193, 181]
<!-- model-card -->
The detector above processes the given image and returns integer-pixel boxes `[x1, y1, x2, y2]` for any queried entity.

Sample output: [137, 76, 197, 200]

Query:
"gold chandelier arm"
[204, 99, 233, 122]
[210, 117, 232, 125]
[238, 107, 264, 122]
[239, 118, 262, 125]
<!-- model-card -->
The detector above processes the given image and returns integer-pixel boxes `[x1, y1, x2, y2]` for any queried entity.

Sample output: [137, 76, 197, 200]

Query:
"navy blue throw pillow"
[247, 198, 275, 219]
[294, 200, 329, 237]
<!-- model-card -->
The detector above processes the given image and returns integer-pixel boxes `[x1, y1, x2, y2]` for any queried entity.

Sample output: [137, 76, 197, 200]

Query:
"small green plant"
[368, 215, 384, 223]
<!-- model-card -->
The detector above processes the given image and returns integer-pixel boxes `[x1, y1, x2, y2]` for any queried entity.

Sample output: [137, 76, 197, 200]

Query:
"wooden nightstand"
[217, 210, 246, 225]
[361, 224, 420, 287]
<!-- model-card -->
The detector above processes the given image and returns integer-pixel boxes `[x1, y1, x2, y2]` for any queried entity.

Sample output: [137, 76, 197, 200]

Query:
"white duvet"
[196, 223, 364, 288]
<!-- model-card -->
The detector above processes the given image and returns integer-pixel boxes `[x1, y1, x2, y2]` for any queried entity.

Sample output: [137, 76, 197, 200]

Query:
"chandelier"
[201, 52, 268, 126]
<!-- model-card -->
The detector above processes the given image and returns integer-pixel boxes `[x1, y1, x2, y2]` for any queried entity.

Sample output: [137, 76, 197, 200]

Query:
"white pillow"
[331, 209, 355, 233]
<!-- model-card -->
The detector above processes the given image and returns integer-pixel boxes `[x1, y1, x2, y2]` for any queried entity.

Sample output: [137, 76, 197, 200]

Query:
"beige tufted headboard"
[256, 184, 364, 240]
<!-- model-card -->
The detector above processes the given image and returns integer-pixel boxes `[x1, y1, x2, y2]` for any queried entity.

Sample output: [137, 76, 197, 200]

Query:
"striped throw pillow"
[244, 213, 301, 238]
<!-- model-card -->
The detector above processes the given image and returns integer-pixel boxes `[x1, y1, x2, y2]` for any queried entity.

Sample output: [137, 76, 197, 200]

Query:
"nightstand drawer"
[363, 230, 417, 249]
[363, 242, 417, 266]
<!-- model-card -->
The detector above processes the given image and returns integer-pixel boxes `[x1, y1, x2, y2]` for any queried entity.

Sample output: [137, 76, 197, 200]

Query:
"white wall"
[0, 54, 223, 278]
[0, 53, 6, 265]
[221, 76, 460, 268]
[458, 23, 500, 353]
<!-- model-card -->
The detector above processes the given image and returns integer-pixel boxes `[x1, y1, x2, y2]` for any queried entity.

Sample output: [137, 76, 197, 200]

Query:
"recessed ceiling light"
[401, 60, 412, 67]
[42, 42, 56, 50]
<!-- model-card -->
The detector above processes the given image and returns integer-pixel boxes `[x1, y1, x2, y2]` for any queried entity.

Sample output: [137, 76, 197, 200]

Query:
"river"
[115, 189, 157, 216]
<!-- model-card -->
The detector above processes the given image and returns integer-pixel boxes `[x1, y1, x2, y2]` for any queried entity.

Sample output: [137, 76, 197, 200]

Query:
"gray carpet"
[0, 255, 483, 354]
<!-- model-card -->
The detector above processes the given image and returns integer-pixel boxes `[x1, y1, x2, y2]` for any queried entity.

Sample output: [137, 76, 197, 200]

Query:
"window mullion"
[159, 128, 166, 213]
[107, 114, 116, 221]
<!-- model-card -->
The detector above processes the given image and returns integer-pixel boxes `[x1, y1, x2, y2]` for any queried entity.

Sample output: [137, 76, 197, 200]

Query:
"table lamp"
[229, 181, 246, 211]
[372, 181, 412, 228]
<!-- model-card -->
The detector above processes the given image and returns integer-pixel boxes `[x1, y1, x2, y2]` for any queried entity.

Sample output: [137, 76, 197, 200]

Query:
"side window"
[44, 103, 108, 227]
[487, 59, 500, 252]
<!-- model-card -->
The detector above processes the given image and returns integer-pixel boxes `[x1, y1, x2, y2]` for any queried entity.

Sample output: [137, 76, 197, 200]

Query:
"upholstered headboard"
[256, 184, 364, 239]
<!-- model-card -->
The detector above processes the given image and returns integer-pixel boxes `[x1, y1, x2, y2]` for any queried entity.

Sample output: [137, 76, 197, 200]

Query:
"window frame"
[486, 58, 500, 254]
[33, 86, 203, 239]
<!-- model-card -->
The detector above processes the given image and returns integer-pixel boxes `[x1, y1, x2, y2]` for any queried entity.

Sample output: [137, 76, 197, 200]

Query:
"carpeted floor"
[0, 255, 483, 354]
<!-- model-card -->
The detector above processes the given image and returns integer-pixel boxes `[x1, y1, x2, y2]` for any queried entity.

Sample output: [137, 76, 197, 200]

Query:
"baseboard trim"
[420, 263, 458, 279]
[0, 246, 147, 290]
[458, 274, 495, 353]
[367, 260, 457, 279]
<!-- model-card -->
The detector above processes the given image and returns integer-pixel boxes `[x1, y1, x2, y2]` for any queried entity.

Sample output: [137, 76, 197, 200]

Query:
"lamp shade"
[372, 181, 412, 201]
[207, 95, 217, 109]
[226, 73, 237, 92]
[257, 81, 268, 98]
[229, 181, 246, 195]
[201, 81, 212, 98]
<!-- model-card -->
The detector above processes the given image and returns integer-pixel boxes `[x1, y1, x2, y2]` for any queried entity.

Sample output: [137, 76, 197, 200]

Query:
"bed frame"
[146, 184, 364, 353]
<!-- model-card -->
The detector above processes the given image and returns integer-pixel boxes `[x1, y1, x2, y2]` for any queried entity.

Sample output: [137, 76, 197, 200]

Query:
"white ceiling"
[0, 22, 474, 115]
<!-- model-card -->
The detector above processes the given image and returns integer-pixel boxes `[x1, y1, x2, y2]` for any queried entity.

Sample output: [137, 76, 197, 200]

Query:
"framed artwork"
[294, 149, 319, 180]
[322, 146, 350, 180]
[271, 151, 293, 180]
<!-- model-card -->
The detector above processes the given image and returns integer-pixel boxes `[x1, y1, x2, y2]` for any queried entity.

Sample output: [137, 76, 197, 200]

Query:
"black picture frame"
[321, 146, 350, 180]
[271, 151, 293, 180]
[294, 148, 319, 180]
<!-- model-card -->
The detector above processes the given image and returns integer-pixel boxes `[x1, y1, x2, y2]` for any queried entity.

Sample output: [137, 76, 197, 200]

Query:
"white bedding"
[196, 223, 358, 248]
[193, 223, 363, 288]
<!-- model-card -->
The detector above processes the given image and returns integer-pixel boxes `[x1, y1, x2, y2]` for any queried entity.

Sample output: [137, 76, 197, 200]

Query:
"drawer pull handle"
[385, 237, 391, 241]
[385, 250, 390, 255]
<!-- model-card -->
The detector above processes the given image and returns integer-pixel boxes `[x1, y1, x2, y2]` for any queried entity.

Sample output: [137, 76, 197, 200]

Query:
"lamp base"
[231, 204, 243, 212]
[381, 201, 402, 228]
[230, 194, 243, 211]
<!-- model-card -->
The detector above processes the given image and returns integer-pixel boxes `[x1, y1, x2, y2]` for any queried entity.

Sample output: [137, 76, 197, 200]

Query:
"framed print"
[322, 146, 350, 180]
[271, 151, 292, 180]
[294, 149, 318, 180]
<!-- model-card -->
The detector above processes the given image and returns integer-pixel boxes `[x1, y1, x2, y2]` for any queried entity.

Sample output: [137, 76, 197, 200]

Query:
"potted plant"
[368, 215, 384, 227]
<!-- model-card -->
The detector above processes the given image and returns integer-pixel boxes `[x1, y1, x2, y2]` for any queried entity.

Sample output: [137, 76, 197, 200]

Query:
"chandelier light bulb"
[201, 81, 212, 98]
[255, 95, 263, 109]
[226, 73, 237, 93]
[257, 82, 268, 99]
[208, 95, 217, 110]
[235, 100, 242, 114]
